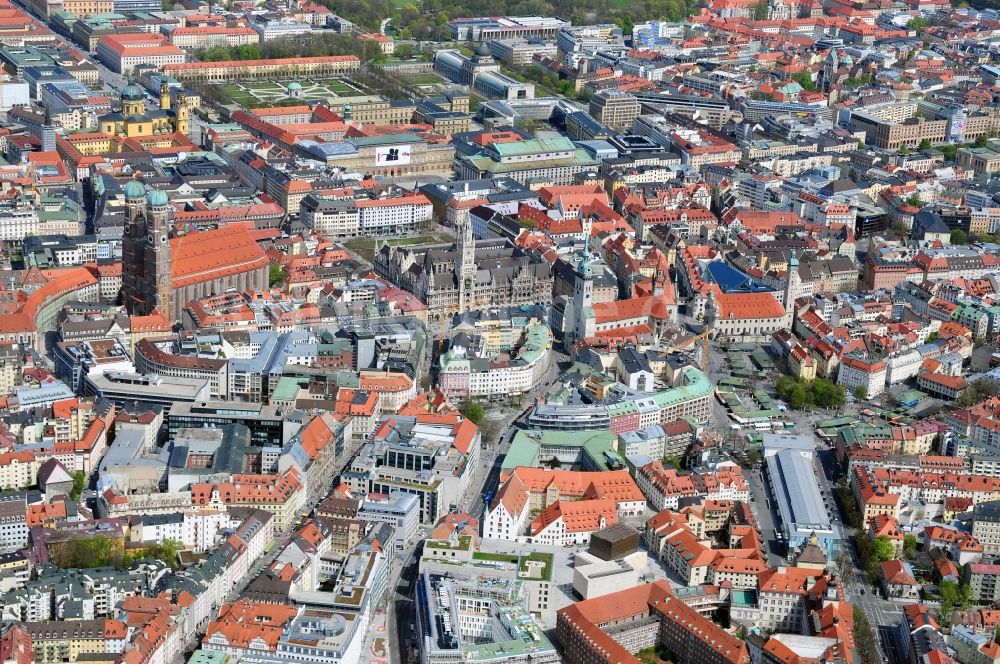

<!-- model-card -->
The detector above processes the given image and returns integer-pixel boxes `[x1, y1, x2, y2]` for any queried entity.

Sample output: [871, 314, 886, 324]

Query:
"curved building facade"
[527, 366, 712, 433]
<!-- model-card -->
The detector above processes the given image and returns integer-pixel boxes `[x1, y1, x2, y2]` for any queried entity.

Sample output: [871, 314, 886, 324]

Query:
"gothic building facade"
[372, 219, 553, 318]
[121, 181, 270, 322]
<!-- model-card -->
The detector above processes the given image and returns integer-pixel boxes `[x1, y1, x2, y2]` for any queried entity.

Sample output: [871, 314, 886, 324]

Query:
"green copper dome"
[146, 189, 169, 207]
[123, 180, 145, 199]
[121, 82, 144, 101]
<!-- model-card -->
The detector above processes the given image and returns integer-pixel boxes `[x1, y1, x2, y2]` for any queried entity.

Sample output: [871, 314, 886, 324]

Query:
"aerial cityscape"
[0, 0, 994, 662]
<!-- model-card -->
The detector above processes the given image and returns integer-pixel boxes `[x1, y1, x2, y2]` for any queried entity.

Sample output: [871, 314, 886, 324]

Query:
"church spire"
[457, 216, 475, 311]
[578, 215, 593, 277]
[579, 244, 592, 278]
[784, 249, 801, 321]
[570, 221, 596, 344]
[822, 48, 839, 92]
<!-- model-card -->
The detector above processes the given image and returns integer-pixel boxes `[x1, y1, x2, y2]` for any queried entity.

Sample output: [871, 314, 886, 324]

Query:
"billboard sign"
[375, 144, 412, 166]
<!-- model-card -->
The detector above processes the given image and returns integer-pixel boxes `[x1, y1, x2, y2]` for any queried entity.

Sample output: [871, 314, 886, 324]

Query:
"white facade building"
[837, 354, 887, 397]
[357, 491, 420, 553]
[0, 209, 38, 242]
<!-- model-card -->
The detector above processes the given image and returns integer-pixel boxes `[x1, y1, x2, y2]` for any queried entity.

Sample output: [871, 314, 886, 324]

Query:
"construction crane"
[662, 328, 711, 372]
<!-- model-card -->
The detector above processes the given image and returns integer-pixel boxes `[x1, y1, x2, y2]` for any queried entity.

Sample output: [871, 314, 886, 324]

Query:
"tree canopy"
[955, 379, 1000, 407]
[792, 70, 817, 91]
[853, 607, 880, 664]
[196, 33, 384, 63]
[749, 0, 769, 20]
[459, 401, 485, 425]
[775, 376, 846, 410]
[70, 471, 85, 501]
[939, 579, 972, 618]
[872, 535, 895, 562]
[269, 264, 286, 287]
[315, 0, 698, 34]
[53, 537, 183, 571]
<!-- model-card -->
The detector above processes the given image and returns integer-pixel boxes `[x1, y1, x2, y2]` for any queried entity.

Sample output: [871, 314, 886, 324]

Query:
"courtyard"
[218, 78, 364, 108]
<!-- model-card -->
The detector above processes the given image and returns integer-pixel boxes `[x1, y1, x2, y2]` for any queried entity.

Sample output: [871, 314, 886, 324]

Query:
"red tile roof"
[204, 599, 297, 653]
[170, 226, 268, 288]
[530, 498, 618, 534]
[881, 560, 917, 586]
[501, 467, 645, 503]
[713, 292, 785, 320]
[0, 268, 98, 334]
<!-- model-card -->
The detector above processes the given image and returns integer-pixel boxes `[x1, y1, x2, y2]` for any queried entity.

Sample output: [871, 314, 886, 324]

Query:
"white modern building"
[572, 550, 646, 600]
[415, 569, 559, 664]
[301, 194, 433, 239]
[357, 491, 420, 553]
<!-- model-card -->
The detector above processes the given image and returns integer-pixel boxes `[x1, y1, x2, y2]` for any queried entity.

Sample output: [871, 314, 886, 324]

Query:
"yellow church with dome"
[98, 81, 189, 139]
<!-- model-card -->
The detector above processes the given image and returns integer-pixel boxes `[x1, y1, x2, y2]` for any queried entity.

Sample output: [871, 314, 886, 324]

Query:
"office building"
[356, 491, 420, 553]
[416, 569, 559, 664]
[589, 91, 641, 132]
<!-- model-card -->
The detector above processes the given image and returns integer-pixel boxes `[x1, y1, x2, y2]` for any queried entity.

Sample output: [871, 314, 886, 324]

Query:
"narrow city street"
[386, 371, 528, 664]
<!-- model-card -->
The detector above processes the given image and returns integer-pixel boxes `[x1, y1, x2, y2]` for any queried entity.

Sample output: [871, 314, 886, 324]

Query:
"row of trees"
[936, 132, 997, 161]
[853, 608, 880, 664]
[70, 471, 85, 501]
[835, 480, 863, 531]
[314, 0, 697, 34]
[894, 132, 996, 160]
[946, 228, 1000, 248]
[835, 479, 916, 600]
[837, 476, 917, 563]
[969, 233, 1000, 245]
[196, 33, 383, 64]
[775, 376, 847, 410]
